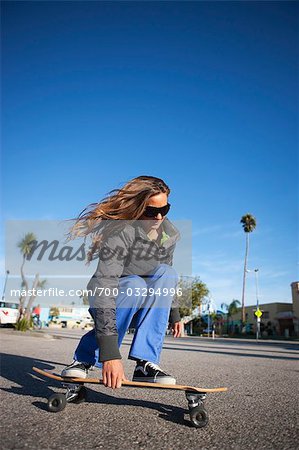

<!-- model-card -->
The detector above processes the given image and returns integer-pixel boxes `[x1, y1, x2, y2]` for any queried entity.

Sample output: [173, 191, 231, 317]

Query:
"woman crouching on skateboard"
[62, 175, 184, 388]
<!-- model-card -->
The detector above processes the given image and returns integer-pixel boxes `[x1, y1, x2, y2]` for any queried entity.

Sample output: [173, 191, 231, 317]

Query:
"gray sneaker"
[61, 361, 91, 378]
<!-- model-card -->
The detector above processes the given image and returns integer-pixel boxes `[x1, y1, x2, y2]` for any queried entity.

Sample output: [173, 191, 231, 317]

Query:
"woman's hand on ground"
[102, 359, 127, 389]
[172, 321, 184, 338]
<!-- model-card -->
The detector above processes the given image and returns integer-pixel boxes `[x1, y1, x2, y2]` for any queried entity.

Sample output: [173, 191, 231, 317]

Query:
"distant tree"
[16, 233, 47, 329]
[50, 306, 59, 319]
[210, 311, 224, 335]
[221, 299, 241, 334]
[79, 291, 89, 305]
[178, 276, 209, 318]
[240, 214, 257, 325]
[24, 278, 47, 321]
[17, 233, 36, 318]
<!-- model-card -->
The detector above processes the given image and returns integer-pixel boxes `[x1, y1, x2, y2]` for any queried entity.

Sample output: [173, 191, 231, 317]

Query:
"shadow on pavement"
[160, 345, 299, 361]
[78, 388, 192, 427]
[160, 343, 299, 356]
[0, 353, 63, 399]
[121, 342, 299, 361]
[177, 337, 299, 351]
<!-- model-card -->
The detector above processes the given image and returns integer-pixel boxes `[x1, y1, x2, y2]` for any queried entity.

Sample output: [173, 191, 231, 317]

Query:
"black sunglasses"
[143, 203, 171, 218]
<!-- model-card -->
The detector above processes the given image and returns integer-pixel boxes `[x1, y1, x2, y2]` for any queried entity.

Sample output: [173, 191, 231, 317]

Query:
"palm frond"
[240, 214, 257, 233]
[17, 232, 37, 257]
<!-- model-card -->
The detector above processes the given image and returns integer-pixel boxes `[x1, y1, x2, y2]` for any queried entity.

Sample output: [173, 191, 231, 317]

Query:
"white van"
[0, 301, 19, 325]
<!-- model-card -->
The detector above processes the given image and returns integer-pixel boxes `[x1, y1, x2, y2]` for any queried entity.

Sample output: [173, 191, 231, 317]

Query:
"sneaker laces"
[145, 362, 163, 372]
[68, 360, 90, 370]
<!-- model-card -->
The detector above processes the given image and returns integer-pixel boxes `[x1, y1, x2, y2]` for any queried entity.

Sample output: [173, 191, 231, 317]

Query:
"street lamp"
[253, 269, 261, 340]
[206, 295, 217, 339]
[207, 299, 211, 338]
[246, 268, 261, 340]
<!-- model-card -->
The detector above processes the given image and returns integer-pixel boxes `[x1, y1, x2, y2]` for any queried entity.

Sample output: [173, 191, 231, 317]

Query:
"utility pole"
[246, 268, 262, 340]
[2, 270, 10, 301]
[207, 299, 210, 338]
[254, 269, 262, 341]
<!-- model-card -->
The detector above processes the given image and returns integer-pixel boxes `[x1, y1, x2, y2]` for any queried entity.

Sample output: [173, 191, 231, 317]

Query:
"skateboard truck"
[63, 383, 86, 403]
[185, 391, 209, 428]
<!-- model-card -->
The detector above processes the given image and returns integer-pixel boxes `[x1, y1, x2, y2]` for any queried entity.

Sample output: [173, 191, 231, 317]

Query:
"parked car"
[0, 301, 19, 326]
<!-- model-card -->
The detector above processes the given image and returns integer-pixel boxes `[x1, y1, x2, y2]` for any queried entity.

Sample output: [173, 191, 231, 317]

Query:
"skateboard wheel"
[189, 406, 209, 428]
[48, 393, 67, 412]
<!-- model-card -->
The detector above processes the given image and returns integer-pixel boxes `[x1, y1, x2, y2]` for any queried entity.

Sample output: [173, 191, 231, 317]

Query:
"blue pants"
[74, 264, 178, 366]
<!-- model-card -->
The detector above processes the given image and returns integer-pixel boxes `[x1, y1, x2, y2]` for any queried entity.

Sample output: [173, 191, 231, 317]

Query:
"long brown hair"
[68, 175, 170, 261]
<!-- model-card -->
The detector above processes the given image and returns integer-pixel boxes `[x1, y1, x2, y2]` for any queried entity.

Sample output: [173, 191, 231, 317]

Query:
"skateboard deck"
[32, 366, 227, 393]
[32, 366, 227, 428]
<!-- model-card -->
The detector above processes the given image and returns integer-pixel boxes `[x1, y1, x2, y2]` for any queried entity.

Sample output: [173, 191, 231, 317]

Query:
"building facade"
[229, 281, 299, 337]
[291, 281, 299, 319]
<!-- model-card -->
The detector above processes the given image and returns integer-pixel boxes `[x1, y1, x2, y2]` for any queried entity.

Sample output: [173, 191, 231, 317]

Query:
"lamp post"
[207, 296, 216, 339]
[253, 269, 261, 340]
[246, 268, 261, 340]
[207, 299, 211, 338]
[2, 270, 10, 301]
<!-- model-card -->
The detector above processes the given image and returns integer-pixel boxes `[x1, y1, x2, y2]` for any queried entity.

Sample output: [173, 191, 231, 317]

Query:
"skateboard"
[32, 366, 227, 428]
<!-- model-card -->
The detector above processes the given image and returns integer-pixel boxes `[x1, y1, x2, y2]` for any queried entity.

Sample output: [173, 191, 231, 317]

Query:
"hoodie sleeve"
[162, 242, 181, 324]
[88, 228, 131, 362]
[169, 307, 181, 324]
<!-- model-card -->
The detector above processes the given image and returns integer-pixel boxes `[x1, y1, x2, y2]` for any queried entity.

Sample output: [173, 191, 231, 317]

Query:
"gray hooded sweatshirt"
[87, 218, 181, 361]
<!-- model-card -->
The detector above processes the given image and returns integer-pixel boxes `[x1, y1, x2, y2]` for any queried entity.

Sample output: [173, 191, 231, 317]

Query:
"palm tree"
[240, 214, 257, 326]
[221, 299, 241, 334]
[17, 233, 37, 317]
[17, 232, 46, 326]
[210, 311, 224, 335]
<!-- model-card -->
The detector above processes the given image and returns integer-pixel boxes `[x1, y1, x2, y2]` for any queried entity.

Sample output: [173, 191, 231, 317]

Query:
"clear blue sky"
[2, 1, 298, 309]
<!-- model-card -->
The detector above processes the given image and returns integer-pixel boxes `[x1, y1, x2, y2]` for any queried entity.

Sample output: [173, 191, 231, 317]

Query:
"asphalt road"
[1, 328, 298, 450]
